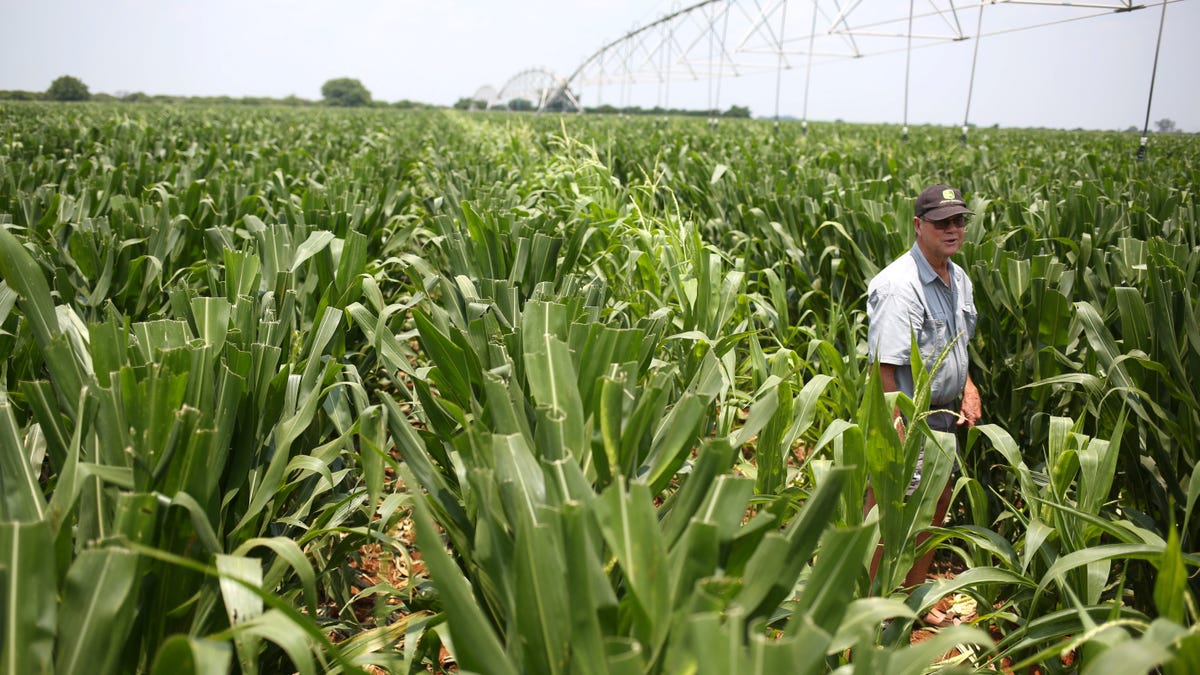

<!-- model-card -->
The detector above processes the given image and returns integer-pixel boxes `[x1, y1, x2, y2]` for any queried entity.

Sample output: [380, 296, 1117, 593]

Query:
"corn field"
[0, 102, 1198, 674]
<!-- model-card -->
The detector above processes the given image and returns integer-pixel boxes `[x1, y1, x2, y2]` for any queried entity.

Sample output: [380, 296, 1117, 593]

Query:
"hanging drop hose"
[712, 2, 732, 129]
[707, 4, 716, 127]
[1139, 0, 1169, 162]
[962, 5, 986, 146]
[597, 48, 605, 114]
[662, 22, 673, 126]
[773, 1, 789, 134]
[902, 0, 914, 143]
[802, 0, 819, 137]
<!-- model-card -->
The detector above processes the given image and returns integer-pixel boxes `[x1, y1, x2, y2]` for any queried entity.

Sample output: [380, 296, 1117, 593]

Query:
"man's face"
[914, 214, 967, 260]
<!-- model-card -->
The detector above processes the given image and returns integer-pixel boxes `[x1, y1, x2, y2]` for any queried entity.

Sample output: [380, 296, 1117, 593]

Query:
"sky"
[1, 0, 1198, 132]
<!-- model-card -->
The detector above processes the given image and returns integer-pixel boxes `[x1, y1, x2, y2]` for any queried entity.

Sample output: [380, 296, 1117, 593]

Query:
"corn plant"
[2, 102, 1199, 672]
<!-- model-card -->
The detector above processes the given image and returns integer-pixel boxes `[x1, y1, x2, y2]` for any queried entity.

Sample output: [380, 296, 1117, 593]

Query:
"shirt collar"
[908, 243, 943, 286]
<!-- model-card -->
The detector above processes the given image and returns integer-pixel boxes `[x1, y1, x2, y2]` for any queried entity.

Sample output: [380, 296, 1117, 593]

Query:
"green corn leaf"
[381, 394, 471, 547]
[300, 307, 342, 394]
[748, 627, 825, 674]
[0, 520, 56, 675]
[17, 380, 69, 473]
[730, 382, 778, 450]
[1036, 544, 1171, 600]
[604, 636, 644, 675]
[1153, 526, 1187, 624]
[150, 636, 233, 675]
[1185, 464, 1200, 545]
[223, 249, 261, 302]
[756, 376, 795, 495]
[290, 230, 335, 273]
[334, 230, 368, 297]
[688, 473, 755, 540]
[1023, 518, 1055, 574]
[1080, 618, 1184, 675]
[1077, 407, 1126, 517]
[524, 330, 586, 460]
[513, 511, 570, 675]
[493, 433, 546, 526]
[0, 229, 85, 417]
[680, 612, 736, 675]
[567, 322, 618, 415]
[197, 365, 245, 504]
[0, 282, 16, 329]
[790, 523, 875, 635]
[482, 371, 533, 442]
[969, 423, 1041, 510]
[0, 227, 60, 347]
[344, 302, 418, 380]
[357, 405, 386, 509]
[560, 503, 613, 675]
[132, 319, 191, 362]
[406, 465, 518, 675]
[594, 479, 670, 649]
[617, 369, 671, 475]
[217, 554, 264, 675]
[923, 524, 1020, 571]
[658, 439, 739, 547]
[1034, 286, 1073, 349]
[643, 392, 709, 494]
[667, 520, 721, 614]
[0, 398, 46, 522]
[168, 491, 222, 555]
[595, 372, 627, 484]
[46, 387, 95, 526]
[333, 612, 434, 674]
[234, 366, 326, 535]
[828, 597, 916, 654]
[907, 566, 1037, 618]
[733, 467, 849, 618]
[862, 362, 916, 591]
[412, 308, 473, 407]
[233, 610, 318, 675]
[190, 296, 231, 354]
[56, 548, 140, 675]
[776, 616, 837, 675]
[882, 625, 994, 675]
[1166, 628, 1200, 675]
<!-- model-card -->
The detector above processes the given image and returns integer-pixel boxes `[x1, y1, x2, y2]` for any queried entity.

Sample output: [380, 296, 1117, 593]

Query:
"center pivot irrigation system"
[471, 0, 1183, 156]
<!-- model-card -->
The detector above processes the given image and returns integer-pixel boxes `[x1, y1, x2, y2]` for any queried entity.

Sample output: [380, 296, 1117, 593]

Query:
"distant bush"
[0, 90, 41, 101]
[321, 78, 372, 107]
[46, 75, 91, 101]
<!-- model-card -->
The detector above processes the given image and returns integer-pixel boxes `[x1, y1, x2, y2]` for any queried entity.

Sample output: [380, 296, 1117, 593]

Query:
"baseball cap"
[915, 184, 975, 221]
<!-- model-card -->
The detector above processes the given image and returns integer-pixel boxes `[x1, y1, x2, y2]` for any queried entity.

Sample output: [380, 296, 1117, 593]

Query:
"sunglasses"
[923, 215, 968, 230]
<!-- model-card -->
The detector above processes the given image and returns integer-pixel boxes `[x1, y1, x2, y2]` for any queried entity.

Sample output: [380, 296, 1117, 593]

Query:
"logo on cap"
[942, 189, 957, 201]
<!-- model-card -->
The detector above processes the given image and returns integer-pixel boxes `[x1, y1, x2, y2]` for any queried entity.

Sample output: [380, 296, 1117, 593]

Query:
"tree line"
[0, 75, 435, 110]
[7, 75, 758, 120]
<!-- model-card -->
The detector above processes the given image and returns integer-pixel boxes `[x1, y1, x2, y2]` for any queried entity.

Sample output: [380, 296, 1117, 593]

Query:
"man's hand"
[958, 375, 981, 427]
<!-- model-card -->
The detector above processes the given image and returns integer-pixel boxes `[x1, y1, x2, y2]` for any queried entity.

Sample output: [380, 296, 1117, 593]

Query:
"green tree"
[722, 104, 751, 118]
[1155, 118, 1178, 134]
[46, 75, 90, 101]
[321, 78, 371, 107]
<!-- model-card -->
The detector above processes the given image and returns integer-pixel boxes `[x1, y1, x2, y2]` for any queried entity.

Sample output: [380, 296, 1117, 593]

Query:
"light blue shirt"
[866, 244, 976, 409]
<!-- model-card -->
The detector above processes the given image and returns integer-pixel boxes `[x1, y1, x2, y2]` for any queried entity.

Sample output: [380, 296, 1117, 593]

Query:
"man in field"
[864, 183, 983, 589]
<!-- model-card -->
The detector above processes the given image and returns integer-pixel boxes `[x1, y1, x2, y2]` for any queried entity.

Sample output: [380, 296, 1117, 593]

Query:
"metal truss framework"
[479, 68, 580, 112]
[557, 0, 1179, 128]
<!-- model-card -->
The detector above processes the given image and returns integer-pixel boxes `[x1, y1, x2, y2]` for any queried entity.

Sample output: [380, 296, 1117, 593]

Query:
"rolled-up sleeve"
[867, 287, 923, 366]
